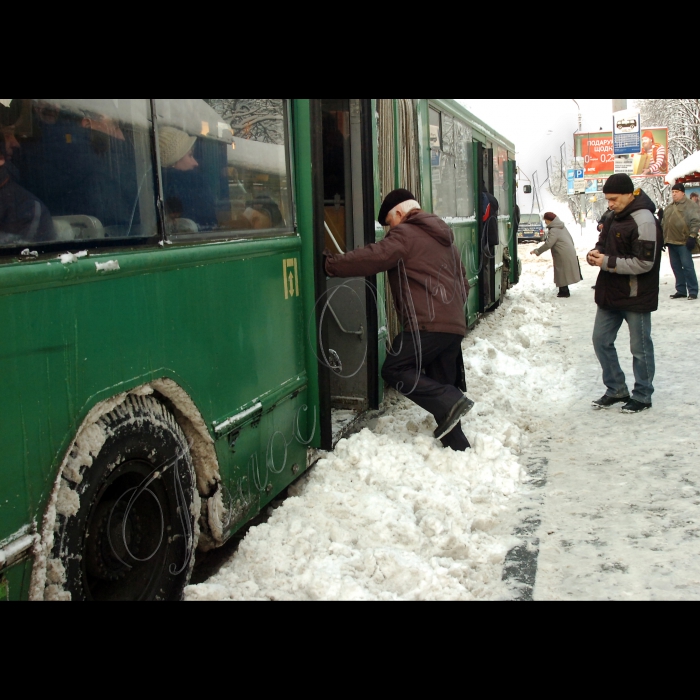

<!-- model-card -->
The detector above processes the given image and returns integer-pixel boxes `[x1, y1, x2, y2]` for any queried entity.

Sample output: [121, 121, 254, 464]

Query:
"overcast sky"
[457, 99, 629, 178]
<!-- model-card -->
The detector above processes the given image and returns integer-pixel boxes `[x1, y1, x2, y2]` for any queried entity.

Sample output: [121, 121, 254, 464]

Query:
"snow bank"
[185, 260, 574, 601]
[666, 151, 700, 186]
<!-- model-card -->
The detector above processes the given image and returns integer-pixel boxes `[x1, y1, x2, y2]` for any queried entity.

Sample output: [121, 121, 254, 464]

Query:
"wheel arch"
[29, 378, 226, 600]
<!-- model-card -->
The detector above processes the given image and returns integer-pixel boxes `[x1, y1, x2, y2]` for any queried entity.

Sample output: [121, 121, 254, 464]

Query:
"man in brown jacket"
[662, 183, 700, 300]
[324, 189, 473, 451]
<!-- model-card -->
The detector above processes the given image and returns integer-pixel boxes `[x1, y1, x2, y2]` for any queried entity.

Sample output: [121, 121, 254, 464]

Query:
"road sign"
[613, 110, 641, 156]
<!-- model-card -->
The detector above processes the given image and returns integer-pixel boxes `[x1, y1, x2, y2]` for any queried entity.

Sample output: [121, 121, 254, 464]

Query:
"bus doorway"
[476, 141, 497, 312]
[311, 99, 378, 450]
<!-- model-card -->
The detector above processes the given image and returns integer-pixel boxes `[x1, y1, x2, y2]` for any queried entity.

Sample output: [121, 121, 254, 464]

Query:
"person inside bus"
[0, 142, 56, 245]
[242, 194, 285, 230]
[16, 101, 139, 233]
[159, 126, 218, 232]
[0, 101, 56, 245]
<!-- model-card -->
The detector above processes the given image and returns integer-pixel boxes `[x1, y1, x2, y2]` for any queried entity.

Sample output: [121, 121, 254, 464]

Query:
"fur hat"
[158, 126, 197, 168]
[603, 173, 634, 195]
[378, 188, 416, 226]
[543, 212, 556, 222]
[672, 182, 686, 193]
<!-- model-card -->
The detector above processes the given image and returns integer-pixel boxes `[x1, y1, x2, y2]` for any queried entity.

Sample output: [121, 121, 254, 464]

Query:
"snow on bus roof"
[666, 151, 700, 186]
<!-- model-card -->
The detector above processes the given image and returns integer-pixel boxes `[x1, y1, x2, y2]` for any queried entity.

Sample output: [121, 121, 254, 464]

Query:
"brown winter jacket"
[324, 209, 469, 336]
[662, 196, 700, 245]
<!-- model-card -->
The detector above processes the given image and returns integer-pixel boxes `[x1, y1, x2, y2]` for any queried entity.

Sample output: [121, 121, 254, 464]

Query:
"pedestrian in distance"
[662, 182, 700, 300]
[530, 212, 582, 297]
[586, 173, 663, 413]
[324, 189, 473, 451]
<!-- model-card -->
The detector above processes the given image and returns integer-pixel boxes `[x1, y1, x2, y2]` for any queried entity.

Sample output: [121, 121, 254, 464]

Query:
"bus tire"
[51, 394, 197, 601]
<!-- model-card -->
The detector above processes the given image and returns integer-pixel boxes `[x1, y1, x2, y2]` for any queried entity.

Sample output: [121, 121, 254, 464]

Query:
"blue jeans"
[668, 243, 698, 296]
[592, 307, 655, 404]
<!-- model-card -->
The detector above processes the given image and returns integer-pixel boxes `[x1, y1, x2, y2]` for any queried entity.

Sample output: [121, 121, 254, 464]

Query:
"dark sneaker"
[620, 398, 652, 413]
[592, 394, 630, 409]
[670, 292, 687, 298]
[434, 396, 474, 440]
[689, 295, 698, 300]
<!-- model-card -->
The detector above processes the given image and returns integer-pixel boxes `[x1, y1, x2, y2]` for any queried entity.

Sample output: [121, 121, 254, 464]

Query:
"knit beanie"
[672, 183, 686, 193]
[378, 188, 416, 226]
[543, 212, 556, 222]
[642, 130, 655, 141]
[603, 173, 634, 194]
[158, 126, 197, 168]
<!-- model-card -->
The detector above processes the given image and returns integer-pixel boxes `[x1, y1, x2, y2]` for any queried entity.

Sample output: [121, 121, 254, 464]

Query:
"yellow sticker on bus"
[283, 258, 299, 299]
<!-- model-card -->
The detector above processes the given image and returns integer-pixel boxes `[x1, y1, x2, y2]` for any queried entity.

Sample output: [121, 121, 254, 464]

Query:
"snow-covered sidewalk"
[527, 236, 700, 600]
[185, 229, 700, 600]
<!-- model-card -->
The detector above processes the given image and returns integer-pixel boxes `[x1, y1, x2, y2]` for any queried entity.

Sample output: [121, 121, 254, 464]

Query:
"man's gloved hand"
[686, 237, 697, 252]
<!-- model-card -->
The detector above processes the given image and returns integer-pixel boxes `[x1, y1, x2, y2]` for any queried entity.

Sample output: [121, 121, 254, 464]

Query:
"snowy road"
[185, 227, 700, 601]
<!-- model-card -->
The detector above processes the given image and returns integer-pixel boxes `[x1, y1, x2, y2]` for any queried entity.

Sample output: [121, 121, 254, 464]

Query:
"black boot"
[557, 286, 570, 298]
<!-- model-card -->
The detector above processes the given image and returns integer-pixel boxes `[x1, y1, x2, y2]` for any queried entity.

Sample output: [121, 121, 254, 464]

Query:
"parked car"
[517, 213, 546, 243]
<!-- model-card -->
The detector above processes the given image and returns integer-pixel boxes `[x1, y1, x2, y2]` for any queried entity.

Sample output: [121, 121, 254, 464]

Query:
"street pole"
[612, 99, 627, 113]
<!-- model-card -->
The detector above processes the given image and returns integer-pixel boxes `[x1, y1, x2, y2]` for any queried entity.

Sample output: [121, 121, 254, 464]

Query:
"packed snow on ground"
[186, 215, 700, 601]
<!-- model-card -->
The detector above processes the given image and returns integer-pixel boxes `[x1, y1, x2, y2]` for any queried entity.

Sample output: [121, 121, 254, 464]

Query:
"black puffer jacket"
[593, 190, 662, 312]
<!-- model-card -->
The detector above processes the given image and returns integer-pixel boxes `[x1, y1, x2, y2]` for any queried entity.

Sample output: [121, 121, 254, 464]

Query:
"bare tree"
[205, 99, 285, 144]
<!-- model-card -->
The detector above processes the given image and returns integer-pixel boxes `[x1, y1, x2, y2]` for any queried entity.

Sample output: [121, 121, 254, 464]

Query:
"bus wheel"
[53, 394, 197, 601]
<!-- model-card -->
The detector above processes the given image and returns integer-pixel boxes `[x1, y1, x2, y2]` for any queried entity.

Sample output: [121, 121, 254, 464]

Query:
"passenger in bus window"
[0, 102, 56, 246]
[243, 194, 284, 230]
[164, 196, 198, 235]
[16, 101, 139, 234]
[0, 144, 56, 245]
[159, 126, 218, 232]
[74, 110, 139, 231]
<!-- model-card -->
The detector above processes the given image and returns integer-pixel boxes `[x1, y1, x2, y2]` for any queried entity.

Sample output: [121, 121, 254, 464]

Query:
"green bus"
[0, 99, 517, 600]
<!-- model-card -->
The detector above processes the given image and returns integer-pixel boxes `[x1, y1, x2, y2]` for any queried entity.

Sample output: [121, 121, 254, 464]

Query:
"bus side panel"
[0, 240, 309, 561]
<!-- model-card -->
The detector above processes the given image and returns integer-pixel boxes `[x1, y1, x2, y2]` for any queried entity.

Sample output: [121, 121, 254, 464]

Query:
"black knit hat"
[603, 174, 634, 194]
[672, 182, 686, 193]
[378, 188, 416, 226]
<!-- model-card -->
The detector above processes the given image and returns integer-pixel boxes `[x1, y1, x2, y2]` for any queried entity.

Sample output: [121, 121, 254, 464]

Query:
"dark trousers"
[382, 331, 470, 451]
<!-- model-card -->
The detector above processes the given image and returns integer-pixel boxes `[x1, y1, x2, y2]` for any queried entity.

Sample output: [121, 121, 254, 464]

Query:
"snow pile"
[185, 268, 571, 601]
[59, 251, 87, 264]
[666, 150, 700, 186]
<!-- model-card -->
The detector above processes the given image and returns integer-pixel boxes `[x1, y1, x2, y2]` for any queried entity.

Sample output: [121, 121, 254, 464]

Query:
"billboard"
[575, 127, 668, 179]
[635, 127, 668, 176]
[575, 132, 615, 177]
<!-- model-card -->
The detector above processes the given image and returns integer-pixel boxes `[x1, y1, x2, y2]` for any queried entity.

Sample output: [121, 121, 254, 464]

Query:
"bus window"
[155, 99, 294, 240]
[431, 110, 457, 218]
[455, 118, 474, 218]
[2, 99, 157, 249]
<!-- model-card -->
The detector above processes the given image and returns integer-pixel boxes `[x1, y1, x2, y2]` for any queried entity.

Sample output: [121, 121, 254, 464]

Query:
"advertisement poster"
[575, 127, 668, 179]
[585, 178, 605, 194]
[613, 154, 634, 175]
[575, 132, 615, 178]
[635, 127, 668, 177]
